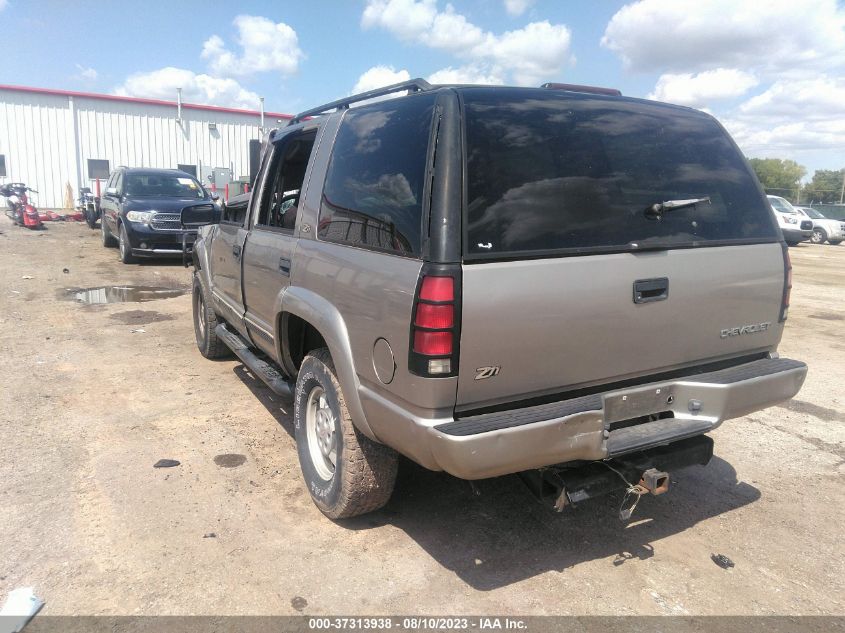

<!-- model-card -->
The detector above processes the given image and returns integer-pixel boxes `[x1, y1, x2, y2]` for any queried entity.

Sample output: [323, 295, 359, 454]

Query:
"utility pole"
[840, 168, 844, 204]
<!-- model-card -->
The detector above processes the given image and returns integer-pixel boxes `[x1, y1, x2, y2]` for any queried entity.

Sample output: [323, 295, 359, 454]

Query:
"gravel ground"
[0, 218, 843, 616]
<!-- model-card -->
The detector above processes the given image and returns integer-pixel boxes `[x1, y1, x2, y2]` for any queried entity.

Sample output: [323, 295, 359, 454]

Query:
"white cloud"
[721, 77, 845, 155]
[115, 67, 261, 110]
[602, 0, 845, 75]
[361, 0, 573, 85]
[202, 15, 304, 77]
[428, 64, 503, 85]
[648, 68, 758, 107]
[504, 0, 534, 17]
[74, 64, 98, 82]
[0, 0, 8, 12]
[352, 66, 411, 94]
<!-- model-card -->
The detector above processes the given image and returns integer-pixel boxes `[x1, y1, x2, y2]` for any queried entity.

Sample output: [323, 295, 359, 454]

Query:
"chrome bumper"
[362, 357, 807, 480]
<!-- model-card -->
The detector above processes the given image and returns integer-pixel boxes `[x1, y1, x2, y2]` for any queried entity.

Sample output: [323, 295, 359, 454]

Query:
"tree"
[747, 158, 806, 200]
[802, 169, 845, 204]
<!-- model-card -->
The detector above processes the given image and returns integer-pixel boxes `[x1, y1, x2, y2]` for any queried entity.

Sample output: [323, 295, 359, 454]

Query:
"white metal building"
[0, 84, 291, 208]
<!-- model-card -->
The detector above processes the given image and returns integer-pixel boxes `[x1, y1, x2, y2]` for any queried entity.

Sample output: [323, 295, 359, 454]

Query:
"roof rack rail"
[288, 78, 433, 126]
[540, 82, 622, 97]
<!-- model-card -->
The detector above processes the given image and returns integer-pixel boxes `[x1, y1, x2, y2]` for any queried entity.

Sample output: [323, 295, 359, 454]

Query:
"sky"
[2, 0, 844, 178]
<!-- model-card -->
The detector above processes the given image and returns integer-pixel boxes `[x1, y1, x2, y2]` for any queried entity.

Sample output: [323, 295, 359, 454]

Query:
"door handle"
[279, 257, 291, 277]
[232, 244, 242, 259]
[633, 277, 669, 304]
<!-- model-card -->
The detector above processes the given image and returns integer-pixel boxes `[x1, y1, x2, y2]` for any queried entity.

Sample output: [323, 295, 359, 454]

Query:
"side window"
[114, 172, 124, 195]
[222, 200, 248, 225]
[318, 93, 435, 257]
[255, 130, 317, 231]
[104, 172, 115, 190]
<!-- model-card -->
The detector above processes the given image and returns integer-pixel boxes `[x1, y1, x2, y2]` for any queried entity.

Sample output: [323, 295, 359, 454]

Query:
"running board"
[215, 324, 294, 398]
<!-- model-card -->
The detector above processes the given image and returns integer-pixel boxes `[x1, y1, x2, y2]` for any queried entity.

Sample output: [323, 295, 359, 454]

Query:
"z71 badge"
[475, 366, 501, 380]
[720, 322, 771, 338]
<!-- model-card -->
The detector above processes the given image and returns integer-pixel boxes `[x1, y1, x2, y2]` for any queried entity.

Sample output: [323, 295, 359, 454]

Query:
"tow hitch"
[518, 435, 713, 521]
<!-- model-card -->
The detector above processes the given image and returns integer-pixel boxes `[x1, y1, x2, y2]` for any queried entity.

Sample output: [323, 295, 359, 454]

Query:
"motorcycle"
[77, 187, 100, 229]
[0, 182, 43, 229]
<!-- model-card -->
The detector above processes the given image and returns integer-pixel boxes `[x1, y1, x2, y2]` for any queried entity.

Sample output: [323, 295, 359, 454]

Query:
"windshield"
[768, 196, 796, 214]
[125, 173, 207, 199]
[462, 89, 780, 257]
[805, 208, 825, 219]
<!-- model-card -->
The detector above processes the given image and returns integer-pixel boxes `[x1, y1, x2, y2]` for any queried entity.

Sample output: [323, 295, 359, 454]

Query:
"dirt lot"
[1, 218, 843, 616]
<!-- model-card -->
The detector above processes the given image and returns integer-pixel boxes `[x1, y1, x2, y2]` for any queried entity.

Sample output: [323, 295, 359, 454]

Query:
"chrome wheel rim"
[305, 386, 336, 481]
[196, 291, 206, 339]
[811, 229, 823, 244]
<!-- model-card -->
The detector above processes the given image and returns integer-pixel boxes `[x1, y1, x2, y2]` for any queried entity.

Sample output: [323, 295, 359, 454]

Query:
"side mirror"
[106, 187, 119, 197]
[210, 192, 220, 201]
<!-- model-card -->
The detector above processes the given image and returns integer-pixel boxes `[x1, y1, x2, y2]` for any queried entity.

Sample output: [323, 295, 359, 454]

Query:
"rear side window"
[318, 93, 436, 257]
[463, 89, 779, 258]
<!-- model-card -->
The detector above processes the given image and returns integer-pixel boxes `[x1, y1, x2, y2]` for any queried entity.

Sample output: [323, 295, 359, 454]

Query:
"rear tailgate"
[456, 88, 784, 409]
[457, 243, 784, 407]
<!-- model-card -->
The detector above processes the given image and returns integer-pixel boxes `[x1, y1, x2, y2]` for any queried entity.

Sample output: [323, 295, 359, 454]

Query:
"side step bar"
[215, 324, 294, 398]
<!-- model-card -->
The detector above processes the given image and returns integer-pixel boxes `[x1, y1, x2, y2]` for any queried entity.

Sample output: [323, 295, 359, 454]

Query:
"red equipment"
[1, 183, 43, 229]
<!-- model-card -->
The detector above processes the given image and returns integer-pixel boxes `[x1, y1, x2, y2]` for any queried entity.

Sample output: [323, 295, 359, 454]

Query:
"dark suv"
[100, 167, 218, 263]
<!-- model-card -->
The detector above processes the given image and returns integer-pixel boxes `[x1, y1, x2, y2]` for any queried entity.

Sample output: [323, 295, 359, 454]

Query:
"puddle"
[68, 286, 185, 305]
[214, 454, 247, 468]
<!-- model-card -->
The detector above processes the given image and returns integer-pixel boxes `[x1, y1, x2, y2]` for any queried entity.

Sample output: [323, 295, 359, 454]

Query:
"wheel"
[810, 227, 827, 244]
[829, 240, 842, 246]
[118, 223, 136, 264]
[192, 274, 231, 359]
[101, 215, 117, 247]
[84, 207, 98, 230]
[294, 348, 398, 519]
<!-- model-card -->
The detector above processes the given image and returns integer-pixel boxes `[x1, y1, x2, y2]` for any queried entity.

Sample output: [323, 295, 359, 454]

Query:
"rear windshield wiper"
[645, 197, 710, 219]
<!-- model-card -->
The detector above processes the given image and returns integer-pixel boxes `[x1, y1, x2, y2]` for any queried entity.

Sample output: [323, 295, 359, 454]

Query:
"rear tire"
[829, 239, 842, 246]
[85, 207, 98, 230]
[294, 348, 398, 519]
[811, 227, 827, 244]
[101, 216, 117, 247]
[119, 223, 136, 264]
[192, 275, 231, 359]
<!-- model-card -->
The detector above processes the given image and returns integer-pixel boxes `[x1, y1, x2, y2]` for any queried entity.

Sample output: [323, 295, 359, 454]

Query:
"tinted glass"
[319, 93, 435, 257]
[768, 196, 795, 214]
[125, 173, 206, 199]
[463, 89, 779, 256]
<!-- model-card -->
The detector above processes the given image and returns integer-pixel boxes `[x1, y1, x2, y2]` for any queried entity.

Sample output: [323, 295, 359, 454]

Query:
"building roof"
[0, 83, 292, 119]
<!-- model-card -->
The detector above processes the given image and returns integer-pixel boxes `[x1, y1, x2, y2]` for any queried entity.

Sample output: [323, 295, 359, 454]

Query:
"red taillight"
[419, 276, 454, 302]
[414, 303, 454, 329]
[409, 269, 460, 376]
[414, 331, 453, 355]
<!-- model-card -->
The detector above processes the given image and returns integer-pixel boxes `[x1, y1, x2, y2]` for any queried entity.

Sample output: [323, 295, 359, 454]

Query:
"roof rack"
[541, 82, 622, 97]
[288, 78, 433, 126]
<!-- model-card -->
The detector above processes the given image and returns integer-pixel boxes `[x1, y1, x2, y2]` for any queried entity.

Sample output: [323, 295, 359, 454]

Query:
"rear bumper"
[363, 357, 807, 480]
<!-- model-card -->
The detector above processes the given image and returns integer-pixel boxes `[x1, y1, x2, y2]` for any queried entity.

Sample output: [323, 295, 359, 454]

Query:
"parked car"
[793, 206, 844, 245]
[100, 167, 219, 263]
[191, 80, 806, 519]
[767, 195, 813, 245]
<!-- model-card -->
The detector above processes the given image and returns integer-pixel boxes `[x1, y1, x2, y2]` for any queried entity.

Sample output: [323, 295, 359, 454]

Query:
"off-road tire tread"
[306, 348, 398, 519]
[194, 276, 230, 359]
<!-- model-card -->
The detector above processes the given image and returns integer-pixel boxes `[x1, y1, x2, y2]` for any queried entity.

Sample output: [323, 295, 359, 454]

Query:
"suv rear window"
[463, 89, 779, 258]
[319, 93, 436, 257]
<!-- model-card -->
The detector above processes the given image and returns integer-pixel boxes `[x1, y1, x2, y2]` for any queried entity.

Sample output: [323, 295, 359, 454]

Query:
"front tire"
[119, 223, 136, 264]
[811, 227, 828, 244]
[101, 216, 117, 247]
[294, 348, 398, 519]
[192, 275, 230, 359]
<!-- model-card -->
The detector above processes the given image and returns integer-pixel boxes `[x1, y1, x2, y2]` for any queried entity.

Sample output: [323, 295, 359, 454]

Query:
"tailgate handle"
[633, 277, 669, 304]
